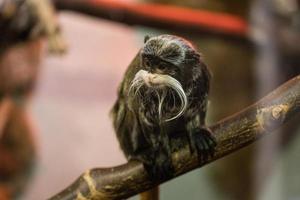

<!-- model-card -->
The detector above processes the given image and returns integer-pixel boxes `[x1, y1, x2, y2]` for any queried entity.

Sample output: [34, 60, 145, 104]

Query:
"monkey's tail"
[140, 186, 159, 200]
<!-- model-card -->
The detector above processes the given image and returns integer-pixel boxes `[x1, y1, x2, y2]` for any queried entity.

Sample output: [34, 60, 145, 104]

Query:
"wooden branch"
[49, 75, 300, 200]
[53, 0, 250, 43]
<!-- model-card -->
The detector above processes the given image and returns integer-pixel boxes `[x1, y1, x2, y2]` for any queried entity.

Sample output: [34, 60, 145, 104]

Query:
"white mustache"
[128, 70, 187, 122]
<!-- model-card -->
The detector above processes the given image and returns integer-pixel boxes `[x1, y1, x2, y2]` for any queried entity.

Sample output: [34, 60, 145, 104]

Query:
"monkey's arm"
[111, 97, 141, 158]
[184, 59, 216, 159]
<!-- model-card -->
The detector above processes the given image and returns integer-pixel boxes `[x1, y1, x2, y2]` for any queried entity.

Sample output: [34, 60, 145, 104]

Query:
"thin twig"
[49, 75, 300, 200]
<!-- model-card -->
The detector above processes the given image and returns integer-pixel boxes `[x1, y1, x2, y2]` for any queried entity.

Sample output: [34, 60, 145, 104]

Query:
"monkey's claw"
[189, 128, 217, 162]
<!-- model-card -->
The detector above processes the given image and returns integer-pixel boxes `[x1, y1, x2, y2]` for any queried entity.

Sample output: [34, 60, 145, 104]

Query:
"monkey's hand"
[188, 127, 217, 162]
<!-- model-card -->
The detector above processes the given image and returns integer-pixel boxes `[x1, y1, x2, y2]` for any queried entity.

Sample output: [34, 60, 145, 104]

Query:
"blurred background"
[0, 0, 299, 199]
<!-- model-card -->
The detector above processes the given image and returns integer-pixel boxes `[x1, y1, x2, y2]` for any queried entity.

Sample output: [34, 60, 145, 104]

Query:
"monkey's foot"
[189, 127, 217, 162]
[142, 151, 174, 181]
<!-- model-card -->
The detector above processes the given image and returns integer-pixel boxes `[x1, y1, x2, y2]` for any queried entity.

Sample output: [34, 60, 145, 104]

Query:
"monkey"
[111, 34, 216, 180]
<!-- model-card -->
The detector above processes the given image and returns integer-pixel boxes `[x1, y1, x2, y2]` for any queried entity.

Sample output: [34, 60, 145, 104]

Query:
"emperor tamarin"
[111, 34, 216, 179]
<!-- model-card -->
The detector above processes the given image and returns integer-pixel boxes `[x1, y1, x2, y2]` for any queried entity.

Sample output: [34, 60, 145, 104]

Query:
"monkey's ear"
[144, 35, 151, 43]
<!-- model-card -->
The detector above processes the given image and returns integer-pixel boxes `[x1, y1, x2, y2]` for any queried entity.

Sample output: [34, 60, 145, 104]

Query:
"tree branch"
[48, 75, 300, 200]
[53, 0, 249, 43]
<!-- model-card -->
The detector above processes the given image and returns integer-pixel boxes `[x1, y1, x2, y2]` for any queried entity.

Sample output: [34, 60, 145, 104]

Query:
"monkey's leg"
[133, 143, 174, 181]
[123, 145, 171, 182]
[138, 135, 161, 200]
[117, 118, 174, 181]
[156, 130, 175, 177]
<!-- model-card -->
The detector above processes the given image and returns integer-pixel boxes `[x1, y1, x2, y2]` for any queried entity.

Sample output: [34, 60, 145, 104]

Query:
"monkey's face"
[140, 54, 181, 86]
[128, 35, 196, 122]
[140, 35, 188, 84]
[137, 34, 197, 90]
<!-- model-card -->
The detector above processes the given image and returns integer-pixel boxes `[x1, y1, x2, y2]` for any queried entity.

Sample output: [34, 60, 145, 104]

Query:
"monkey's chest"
[136, 93, 182, 124]
[137, 104, 186, 137]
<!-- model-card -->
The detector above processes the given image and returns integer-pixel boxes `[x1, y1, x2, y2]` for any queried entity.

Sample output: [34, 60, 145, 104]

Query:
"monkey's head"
[128, 35, 202, 122]
[140, 35, 198, 84]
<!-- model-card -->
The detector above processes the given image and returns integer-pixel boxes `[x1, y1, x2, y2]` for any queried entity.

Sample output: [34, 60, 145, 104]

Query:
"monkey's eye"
[143, 57, 151, 68]
[143, 58, 151, 68]
[157, 64, 167, 71]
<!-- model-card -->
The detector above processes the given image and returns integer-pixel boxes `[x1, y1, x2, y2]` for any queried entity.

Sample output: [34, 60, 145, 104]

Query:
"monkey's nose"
[149, 74, 162, 86]
[144, 74, 159, 87]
